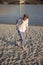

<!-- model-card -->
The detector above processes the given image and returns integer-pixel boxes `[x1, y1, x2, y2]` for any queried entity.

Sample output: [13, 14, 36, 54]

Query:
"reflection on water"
[0, 5, 43, 25]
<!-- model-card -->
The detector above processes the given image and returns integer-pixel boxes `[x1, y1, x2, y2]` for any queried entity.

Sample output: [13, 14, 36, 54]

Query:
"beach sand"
[0, 24, 43, 65]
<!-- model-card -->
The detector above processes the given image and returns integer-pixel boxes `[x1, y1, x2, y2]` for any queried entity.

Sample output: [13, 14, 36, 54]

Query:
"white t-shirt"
[17, 18, 28, 32]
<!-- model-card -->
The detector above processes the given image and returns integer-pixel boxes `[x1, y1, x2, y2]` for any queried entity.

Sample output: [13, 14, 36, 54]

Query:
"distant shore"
[0, 0, 43, 4]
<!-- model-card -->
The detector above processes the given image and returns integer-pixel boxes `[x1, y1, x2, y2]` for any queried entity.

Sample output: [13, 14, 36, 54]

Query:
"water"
[0, 5, 43, 25]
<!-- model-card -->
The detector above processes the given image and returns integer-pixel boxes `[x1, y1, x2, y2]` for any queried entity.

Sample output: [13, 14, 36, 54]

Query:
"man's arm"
[25, 18, 29, 38]
[16, 19, 23, 28]
[26, 25, 28, 34]
[25, 25, 29, 39]
[18, 20, 23, 28]
[25, 19, 29, 34]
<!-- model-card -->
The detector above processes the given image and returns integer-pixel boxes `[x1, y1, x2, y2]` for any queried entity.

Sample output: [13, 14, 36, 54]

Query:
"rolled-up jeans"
[18, 30, 26, 46]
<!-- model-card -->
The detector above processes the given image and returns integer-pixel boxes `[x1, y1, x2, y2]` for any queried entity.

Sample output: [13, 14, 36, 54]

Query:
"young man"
[16, 14, 29, 49]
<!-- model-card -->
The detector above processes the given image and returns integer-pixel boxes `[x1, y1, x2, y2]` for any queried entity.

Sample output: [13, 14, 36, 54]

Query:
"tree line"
[0, 0, 43, 4]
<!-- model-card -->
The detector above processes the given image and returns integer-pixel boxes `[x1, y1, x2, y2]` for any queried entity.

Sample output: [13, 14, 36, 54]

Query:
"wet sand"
[0, 24, 43, 65]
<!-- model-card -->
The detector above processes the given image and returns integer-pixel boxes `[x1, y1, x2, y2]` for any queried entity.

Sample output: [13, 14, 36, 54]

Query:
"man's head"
[23, 13, 29, 20]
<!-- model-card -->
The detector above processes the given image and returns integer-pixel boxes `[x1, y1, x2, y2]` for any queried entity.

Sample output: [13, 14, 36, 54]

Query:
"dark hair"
[23, 14, 29, 18]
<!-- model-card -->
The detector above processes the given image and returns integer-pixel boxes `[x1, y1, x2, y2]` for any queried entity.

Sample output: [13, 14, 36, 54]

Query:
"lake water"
[0, 5, 43, 25]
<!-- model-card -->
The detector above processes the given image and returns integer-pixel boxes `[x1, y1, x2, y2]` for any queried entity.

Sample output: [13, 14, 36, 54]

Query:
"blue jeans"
[18, 30, 26, 46]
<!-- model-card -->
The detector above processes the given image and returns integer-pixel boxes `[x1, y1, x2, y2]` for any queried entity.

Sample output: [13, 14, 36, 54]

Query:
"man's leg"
[18, 31, 27, 50]
[17, 30, 23, 46]
[20, 32, 26, 46]
[20, 32, 28, 51]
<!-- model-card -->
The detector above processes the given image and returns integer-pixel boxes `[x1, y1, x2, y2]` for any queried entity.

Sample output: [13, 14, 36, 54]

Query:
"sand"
[0, 24, 43, 65]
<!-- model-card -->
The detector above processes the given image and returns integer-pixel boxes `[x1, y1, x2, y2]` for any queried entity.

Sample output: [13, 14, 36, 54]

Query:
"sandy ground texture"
[0, 24, 43, 65]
